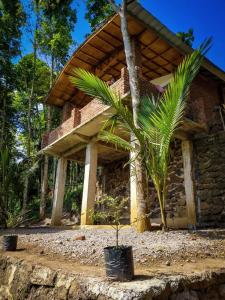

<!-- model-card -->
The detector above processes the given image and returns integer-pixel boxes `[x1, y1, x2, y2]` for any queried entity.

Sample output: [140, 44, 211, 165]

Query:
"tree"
[85, 0, 150, 232]
[177, 28, 195, 47]
[0, 0, 26, 149]
[85, 0, 115, 31]
[37, 0, 77, 220]
[0, 0, 26, 226]
[14, 54, 50, 212]
[70, 40, 210, 230]
[85, 0, 149, 232]
[107, 0, 150, 232]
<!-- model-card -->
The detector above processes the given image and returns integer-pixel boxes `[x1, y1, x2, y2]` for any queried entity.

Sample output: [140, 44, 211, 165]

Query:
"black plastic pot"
[2, 235, 18, 251]
[104, 245, 134, 281]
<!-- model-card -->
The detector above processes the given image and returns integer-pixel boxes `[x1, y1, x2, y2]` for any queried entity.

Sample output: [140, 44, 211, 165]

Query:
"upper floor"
[40, 2, 225, 163]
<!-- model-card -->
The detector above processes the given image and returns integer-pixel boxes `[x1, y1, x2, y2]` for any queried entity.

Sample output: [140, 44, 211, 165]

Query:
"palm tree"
[70, 40, 211, 230]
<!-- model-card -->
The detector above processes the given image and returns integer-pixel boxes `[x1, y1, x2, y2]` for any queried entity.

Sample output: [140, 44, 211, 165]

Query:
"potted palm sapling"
[90, 195, 134, 281]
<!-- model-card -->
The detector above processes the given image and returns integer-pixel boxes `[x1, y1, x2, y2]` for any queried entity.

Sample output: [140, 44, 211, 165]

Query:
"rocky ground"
[1, 227, 225, 268]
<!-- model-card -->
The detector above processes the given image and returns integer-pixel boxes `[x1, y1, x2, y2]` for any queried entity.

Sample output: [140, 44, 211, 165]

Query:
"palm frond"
[70, 68, 120, 107]
[98, 131, 134, 152]
[70, 68, 143, 143]
[139, 39, 211, 156]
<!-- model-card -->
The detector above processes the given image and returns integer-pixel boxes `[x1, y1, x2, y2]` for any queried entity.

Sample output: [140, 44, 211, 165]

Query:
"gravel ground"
[1, 227, 225, 267]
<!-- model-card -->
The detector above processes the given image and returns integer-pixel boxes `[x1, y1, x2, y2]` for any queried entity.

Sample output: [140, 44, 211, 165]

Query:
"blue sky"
[21, 0, 225, 71]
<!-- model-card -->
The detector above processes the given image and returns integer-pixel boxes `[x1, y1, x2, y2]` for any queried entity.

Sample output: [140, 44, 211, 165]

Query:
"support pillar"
[182, 140, 197, 229]
[81, 142, 97, 225]
[51, 157, 68, 226]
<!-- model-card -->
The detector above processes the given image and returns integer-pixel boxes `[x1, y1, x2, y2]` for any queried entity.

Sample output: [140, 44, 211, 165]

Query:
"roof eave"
[127, 1, 225, 83]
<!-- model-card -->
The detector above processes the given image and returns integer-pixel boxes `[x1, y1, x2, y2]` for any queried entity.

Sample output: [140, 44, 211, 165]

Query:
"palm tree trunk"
[156, 185, 167, 231]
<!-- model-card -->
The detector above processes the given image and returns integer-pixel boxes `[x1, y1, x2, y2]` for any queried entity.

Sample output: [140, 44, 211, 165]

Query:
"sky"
[21, 0, 225, 71]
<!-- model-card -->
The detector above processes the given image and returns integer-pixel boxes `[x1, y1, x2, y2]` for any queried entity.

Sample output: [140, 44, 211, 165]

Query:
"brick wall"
[42, 107, 81, 148]
[188, 74, 222, 132]
[80, 99, 109, 124]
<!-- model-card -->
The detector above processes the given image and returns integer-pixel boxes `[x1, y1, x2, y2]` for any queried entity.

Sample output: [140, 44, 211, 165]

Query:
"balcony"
[41, 68, 207, 157]
[41, 68, 162, 152]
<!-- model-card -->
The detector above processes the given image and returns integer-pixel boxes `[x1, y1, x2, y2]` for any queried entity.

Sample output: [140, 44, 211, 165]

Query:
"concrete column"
[182, 140, 197, 229]
[81, 142, 97, 225]
[51, 157, 68, 226]
[130, 132, 138, 225]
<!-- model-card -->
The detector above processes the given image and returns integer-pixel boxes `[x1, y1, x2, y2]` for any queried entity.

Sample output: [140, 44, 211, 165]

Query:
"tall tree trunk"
[22, 28, 37, 213]
[40, 54, 54, 220]
[116, 0, 150, 232]
[0, 93, 6, 149]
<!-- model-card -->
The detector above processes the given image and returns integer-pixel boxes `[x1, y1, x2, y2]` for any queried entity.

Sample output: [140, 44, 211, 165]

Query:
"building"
[41, 2, 225, 229]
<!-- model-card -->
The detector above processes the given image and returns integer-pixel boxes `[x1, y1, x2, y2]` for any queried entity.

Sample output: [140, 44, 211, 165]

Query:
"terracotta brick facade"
[42, 106, 81, 148]
[188, 74, 222, 132]
[80, 99, 109, 125]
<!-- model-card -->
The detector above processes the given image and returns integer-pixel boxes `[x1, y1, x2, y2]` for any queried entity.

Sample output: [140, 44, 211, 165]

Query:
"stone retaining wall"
[2, 255, 225, 300]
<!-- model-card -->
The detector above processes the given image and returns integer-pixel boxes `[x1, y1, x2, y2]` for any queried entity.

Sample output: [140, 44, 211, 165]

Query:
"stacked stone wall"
[149, 139, 186, 220]
[194, 132, 225, 227]
[96, 140, 187, 223]
[2, 255, 225, 300]
[96, 159, 130, 223]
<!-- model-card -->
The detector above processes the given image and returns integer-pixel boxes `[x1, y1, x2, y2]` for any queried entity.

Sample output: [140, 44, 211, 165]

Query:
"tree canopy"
[85, 0, 115, 31]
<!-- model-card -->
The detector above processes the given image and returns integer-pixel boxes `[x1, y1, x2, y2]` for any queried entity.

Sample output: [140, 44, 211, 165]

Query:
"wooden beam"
[142, 52, 171, 75]
[88, 42, 109, 55]
[70, 58, 92, 69]
[79, 50, 99, 63]
[51, 158, 68, 226]
[101, 29, 123, 44]
[181, 140, 197, 229]
[95, 35, 117, 50]
[95, 47, 124, 78]
[140, 41, 179, 68]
